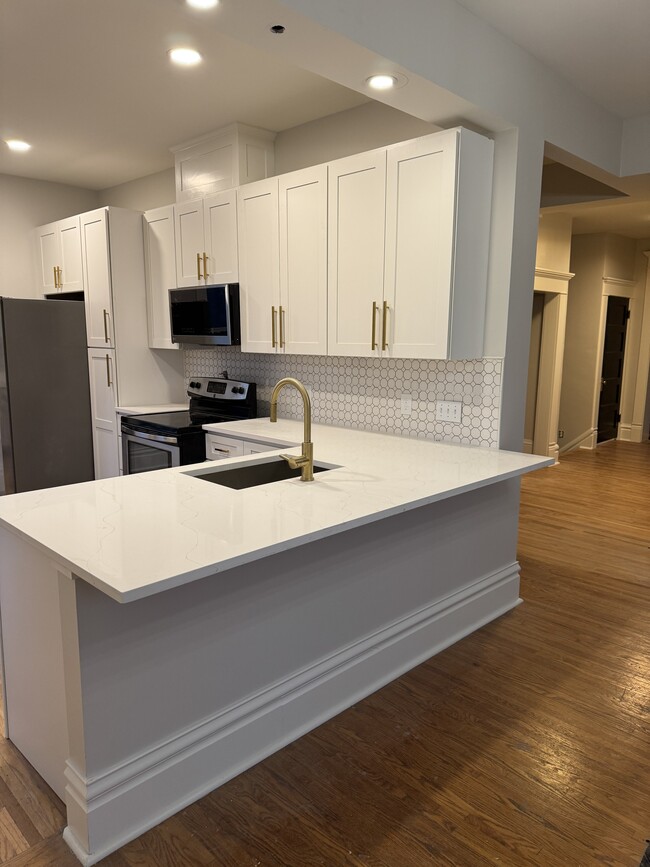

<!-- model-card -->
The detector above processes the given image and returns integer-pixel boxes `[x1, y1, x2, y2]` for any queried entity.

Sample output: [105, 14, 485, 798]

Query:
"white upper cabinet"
[204, 190, 238, 285]
[328, 128, 493, 360]
[34, 216, 82, 294]
[174, 194, 238, 288]
[239, 167, 327, 355]
[81, 209, 114, 348]
[143, 206, 179, 350]
[279, 165, 328, 355]
[384, 129, 493, 360]
[327, 150, 387, 357]
[237, 178, 280, 353]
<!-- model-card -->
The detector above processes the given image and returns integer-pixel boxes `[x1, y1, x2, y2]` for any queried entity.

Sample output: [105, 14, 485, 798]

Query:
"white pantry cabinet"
[238, 165, 327, 354]
[328, 127, 494, 360]
[84, 207, 186, 479]
[87, 348, 119, 480]
[143, 206, 179, 350]
[34, 215, 83, 294]
[174, 191, 238, 288]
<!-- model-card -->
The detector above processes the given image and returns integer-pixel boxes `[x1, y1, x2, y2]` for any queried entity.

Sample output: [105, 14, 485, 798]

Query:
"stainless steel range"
[121, 377, 257, 475]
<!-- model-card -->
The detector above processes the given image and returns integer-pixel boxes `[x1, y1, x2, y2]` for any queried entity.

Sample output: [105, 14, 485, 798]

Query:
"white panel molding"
[62, 562, 520, 866]
[602, 276, 636, 296]
[533, 267, 574, 293]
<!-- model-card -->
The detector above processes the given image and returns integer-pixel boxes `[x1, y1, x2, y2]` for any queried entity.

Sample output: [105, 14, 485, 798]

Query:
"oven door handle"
[124, 430, 179, 445]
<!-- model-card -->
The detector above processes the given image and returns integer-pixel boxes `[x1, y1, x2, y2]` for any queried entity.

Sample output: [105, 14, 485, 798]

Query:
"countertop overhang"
[0, 419, 552, 602]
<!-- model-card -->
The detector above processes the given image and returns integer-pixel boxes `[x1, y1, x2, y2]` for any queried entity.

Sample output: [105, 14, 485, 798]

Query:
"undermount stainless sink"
[185, 457, 333, 490]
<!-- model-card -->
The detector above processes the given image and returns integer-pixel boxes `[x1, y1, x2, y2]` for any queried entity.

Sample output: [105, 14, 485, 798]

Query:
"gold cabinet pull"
[271, 306, 277, 348]
[279, 305, 285, 348]
[103, 309, 110, 343]
[57, 266, 63, 288]
[382, 300, 389, 351]
[371, 301, 378, 350]
[53, 266, 59, 289]
[202, 252, 208, 280]
[105, 354, 112, 387]
[197, 252, 202, 281]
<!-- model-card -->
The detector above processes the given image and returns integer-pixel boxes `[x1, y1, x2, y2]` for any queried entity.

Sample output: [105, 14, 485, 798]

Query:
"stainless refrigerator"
[0, 297, 94, 495]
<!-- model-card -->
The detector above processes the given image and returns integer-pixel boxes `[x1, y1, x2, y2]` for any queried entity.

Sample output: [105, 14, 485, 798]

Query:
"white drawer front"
[205, 434, 245, 461]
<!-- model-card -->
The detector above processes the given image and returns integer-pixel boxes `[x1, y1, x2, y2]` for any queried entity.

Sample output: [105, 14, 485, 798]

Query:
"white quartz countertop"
[0, 419, 552, 603]
[116, 403, 189, 415]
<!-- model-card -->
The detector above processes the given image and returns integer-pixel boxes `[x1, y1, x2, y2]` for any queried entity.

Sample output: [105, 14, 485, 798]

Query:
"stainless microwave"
[169, 283, 241, 345]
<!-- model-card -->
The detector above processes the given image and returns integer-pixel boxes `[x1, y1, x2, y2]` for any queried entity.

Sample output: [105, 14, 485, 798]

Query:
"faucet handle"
[280, 453, 309, 469]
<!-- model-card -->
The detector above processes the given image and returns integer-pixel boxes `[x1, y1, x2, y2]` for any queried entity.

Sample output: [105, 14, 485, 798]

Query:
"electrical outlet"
[436, 400, 462, 422]
[400, 395, 413, 416]
[558, 429, 565, 439]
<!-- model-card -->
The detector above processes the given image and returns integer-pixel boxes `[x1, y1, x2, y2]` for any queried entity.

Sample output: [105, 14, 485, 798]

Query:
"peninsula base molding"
[62, 563, 521, 865]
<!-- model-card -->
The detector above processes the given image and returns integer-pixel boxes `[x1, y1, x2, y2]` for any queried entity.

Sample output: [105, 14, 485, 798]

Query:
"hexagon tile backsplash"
[184, 348, 502, 448]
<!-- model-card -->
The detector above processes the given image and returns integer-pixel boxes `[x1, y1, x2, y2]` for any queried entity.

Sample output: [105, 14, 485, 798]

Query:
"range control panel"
[187, 377, 251, 400]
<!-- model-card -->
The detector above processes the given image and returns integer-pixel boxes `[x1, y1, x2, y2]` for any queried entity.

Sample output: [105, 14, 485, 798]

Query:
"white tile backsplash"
[184, 348, 502, 447]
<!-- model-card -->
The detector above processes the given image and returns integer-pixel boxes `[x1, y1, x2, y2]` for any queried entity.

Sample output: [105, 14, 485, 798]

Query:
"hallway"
[1, 441, 649, 866]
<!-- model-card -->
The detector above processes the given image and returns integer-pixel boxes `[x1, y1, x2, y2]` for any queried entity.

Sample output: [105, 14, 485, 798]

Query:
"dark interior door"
[597, 295, 629, 443]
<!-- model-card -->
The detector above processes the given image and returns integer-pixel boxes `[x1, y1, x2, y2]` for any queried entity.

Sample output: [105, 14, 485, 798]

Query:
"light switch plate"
[436, 400, 462, 422]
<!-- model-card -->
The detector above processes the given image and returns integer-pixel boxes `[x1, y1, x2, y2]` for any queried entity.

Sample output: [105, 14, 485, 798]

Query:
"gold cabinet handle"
[203, 252, 208, 281]
[103, 309, 110, 343]
[197, 252, 202, 281]
[371, 301, 378, 350]
[53, 266, 58, 289]
[271, 306, 277, 348]
[382, 301, 389, 351]
[105, 354, 112, 387]
[279, 305, 285, 349]
[57, 266, 63, 288]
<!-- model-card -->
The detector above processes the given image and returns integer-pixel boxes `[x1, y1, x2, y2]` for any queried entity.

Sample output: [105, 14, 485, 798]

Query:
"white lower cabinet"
[205, 433, 280, 460]
[88, 349, 119, 480]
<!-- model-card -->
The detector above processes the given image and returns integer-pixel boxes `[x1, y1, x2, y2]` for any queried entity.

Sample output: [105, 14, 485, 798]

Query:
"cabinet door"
[88, 348, 119, 479]
[35, 222, 60, 294]
[384, 133, 457, 359]
[58, 216, 83, 293]
[174, 199, 205, 288]
[204, 191, 238, 284]
[279, 165, 327, 355]
[143, 206, 179, 350]
[327, 150, 387, 357]
[81, 209, 114, 347]
[237, 178, 280, 353]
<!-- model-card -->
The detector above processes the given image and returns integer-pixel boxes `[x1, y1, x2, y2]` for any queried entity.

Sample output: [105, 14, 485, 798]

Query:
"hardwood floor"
[1, 440, 648, 866]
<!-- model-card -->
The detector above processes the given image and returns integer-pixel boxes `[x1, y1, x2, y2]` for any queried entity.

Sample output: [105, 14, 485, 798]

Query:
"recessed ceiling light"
[169, 47, 202, 66]
[186, 0, 219, 9]
[5, 139, 31, 152]
[367, 74, 398, 91]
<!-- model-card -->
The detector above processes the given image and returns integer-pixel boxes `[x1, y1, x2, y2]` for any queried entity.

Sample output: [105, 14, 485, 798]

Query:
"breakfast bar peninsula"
[0, 417, 550, 864]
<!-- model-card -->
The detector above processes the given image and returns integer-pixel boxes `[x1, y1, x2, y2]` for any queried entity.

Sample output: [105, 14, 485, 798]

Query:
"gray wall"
[0, 174, 99, 298]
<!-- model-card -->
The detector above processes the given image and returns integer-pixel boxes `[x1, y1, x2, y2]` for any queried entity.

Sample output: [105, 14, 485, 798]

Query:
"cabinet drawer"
[205, 434, 245, 460]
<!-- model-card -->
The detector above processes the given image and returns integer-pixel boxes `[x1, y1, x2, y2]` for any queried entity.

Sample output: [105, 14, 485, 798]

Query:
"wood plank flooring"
[1, 440, 648, 866]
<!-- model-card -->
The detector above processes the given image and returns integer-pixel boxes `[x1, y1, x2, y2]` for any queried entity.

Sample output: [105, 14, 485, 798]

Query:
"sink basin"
[186, 457, 333, 490]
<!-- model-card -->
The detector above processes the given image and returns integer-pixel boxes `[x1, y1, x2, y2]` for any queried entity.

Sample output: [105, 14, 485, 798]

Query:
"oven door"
[122, 431, 181, 474]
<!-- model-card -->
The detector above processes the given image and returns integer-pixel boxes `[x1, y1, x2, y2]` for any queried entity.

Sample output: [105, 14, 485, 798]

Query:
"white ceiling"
[453, 0, 650, 119]
[1, 0, 649, 238]
[0, 0, 367, 189]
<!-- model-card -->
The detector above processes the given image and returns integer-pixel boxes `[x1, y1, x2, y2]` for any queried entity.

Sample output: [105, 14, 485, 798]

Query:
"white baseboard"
[63, 563, 521, 866]
[522, 438, 533, 454]
[560, 428, 596, 453]
[619, 423, 645, 443]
